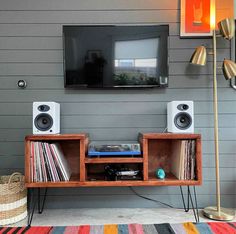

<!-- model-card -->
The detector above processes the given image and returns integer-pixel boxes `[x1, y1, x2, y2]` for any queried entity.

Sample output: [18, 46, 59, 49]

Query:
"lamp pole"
[212, 29, 221, 215]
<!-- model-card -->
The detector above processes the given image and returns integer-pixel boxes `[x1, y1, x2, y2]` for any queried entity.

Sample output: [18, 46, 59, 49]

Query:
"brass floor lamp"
[190, 18, 236, 221]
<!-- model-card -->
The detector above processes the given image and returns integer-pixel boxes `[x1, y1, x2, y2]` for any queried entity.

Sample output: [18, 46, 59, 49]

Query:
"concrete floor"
[14, 208, 236, 226]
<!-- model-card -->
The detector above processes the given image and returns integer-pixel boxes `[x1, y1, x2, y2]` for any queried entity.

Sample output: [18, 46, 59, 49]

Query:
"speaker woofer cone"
[174, 112, 192, 130]
[34, 113, 53, 131]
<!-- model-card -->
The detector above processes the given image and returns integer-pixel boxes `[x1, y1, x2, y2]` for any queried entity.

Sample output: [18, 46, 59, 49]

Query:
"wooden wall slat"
[0, 37, 62, 50]
[0, 89, 236, 102]
[1, 114, 236, 129]
[0, 11, 178, 24]
[0, 101, 236, 115]
[0, 0, 179, 11]
[0, 24, 62, 36]
[0, 23, 180, 36]
[0, 48, 230, 63]
[1, 128, 236, 141]
[0, 50, 63, 63]
[169, 37, 229, 49]
[0, 0, 229, 12]
[0, 36, 229, 50]
[169, 75, 229, 88]
[169, 49, 230, 62]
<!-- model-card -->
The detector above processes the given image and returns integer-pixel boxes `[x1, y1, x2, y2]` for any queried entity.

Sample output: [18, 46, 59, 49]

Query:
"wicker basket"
[0, 172, 27, 225]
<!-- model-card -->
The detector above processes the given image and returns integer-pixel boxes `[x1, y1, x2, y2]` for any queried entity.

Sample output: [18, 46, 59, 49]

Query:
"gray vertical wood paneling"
[0, 0, 235, 209]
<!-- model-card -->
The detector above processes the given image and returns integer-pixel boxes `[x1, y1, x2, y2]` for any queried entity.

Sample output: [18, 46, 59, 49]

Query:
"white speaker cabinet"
[167, 101, 194, 133]
[33, 102, 60, 134]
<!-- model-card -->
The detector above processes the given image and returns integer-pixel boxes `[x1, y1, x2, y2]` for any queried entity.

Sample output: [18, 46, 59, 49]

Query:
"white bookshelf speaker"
[33, 102, 60, 134]
[167, 101, 194, 133]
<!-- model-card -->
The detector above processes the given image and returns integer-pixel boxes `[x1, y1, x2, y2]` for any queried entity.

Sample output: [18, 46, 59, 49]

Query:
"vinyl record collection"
[30, 142, 72, 182]
[171, 140, 196, 180]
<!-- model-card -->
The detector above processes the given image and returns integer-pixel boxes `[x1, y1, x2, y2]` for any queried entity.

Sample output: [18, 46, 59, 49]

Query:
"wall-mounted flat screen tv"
[63, 25, 169, 89]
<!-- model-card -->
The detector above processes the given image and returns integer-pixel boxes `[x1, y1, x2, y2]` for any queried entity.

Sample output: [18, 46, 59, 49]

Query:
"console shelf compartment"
[140, 133, 202, 184]
[25, 133, 89, 186]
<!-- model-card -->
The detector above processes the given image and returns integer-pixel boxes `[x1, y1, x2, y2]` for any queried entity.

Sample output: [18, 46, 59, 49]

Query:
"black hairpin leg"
[27, 188, 48, 226]
[27, 188, 36, 227]
[180, 186, 190, 212]
[38, 188, 48, 214]
[192, 186, 199, 222]
[180, 186, 199, 223]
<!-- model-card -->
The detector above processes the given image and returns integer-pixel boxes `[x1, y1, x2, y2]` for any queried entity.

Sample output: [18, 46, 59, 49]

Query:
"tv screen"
[63, 25, 169, 89]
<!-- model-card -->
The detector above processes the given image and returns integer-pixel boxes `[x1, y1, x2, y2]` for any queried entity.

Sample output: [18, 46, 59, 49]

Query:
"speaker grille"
[174, 112, 192, 130]
[34, 113, 53, 131]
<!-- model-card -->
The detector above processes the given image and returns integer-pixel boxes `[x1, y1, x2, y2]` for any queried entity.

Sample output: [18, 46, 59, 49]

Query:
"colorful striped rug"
[0, 222, 236, 234]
